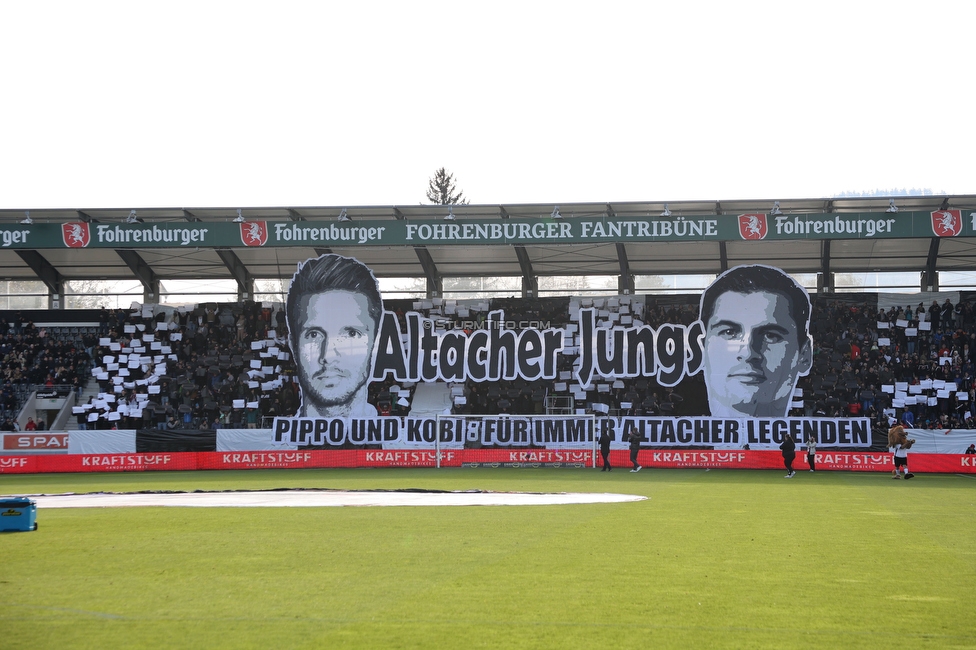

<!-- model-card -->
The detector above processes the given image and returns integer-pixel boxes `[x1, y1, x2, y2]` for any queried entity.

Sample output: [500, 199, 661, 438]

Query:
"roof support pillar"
[116, 250, 160, 303]
[16, 250, 64, 309]
[392, 207, 442, 298]
[215, 250, 255, 300]
[615, 243, 634, 295]
[415, 248, 442, 297]
[923, 238, 940, 291]
[818, 240, 834, 293]
[514, 246, 538, 298]
[81, 211, 160, 300]
[186, 209, 253, 299]
[502, 207, 537, 298]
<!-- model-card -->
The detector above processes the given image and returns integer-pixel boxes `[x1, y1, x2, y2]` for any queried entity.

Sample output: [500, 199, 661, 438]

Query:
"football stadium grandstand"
[2, 195, 976, 471]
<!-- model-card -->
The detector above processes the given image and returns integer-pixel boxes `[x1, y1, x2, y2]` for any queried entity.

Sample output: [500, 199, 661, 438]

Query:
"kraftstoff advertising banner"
[2, 451, 974, 474]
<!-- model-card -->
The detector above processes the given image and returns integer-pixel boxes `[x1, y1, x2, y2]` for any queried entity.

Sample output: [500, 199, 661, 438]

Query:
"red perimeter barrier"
[622, 450, 976, 473]
[1, 450, 976, 474]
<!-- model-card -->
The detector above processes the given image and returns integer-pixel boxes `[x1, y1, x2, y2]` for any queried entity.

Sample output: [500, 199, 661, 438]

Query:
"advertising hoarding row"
[1, 450, 973, 474]
[0, 210, 970, 250]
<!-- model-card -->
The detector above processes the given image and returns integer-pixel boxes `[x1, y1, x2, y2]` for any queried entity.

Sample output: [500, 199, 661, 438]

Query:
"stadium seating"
[3, 291, 975, 433]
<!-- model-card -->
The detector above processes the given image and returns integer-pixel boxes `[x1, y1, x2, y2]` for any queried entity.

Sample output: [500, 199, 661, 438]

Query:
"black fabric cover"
[135, 428, 217, 452]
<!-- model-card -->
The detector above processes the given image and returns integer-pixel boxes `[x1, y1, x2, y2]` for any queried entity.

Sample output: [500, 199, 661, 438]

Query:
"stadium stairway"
[64, 383, 102, 431]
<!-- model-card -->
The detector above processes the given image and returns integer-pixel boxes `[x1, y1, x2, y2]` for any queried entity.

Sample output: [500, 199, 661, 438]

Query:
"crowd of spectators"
[803, 296, 976, 430]
[0, 314, 92, 430]
[5, 290, 976, 433]
[79, 304, 298, 430]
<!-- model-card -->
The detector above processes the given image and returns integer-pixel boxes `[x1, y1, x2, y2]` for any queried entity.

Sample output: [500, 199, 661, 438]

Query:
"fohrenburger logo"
[931, 209, 962, 237]
[240, 221, 268, 246]
[737, 213, 767, 240]
[62, 222, 91, 248]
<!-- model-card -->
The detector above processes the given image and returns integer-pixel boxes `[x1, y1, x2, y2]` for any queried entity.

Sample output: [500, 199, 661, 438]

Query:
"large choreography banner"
[0, 209, 972, 249]
[275, 255, 824, 433]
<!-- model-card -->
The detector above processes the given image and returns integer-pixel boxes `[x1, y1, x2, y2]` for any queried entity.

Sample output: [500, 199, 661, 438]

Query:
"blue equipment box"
[0, 497, 37, 532]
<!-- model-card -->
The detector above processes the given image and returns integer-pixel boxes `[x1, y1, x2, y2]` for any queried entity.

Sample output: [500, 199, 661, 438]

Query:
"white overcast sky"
[2, 1, 974, 210]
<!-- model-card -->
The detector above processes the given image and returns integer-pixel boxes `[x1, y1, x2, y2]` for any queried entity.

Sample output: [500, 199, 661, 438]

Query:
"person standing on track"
[780, 433, 796, 478]
[627, 424, 643, 472]
[598, 429, 613, 471]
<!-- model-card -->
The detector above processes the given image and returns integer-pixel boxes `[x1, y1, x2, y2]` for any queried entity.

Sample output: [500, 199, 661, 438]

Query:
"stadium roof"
[1, 194, 975, 295]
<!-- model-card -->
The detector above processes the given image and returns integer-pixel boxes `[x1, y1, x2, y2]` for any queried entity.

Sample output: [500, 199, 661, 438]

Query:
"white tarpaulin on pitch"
[27, 490, 648, 508]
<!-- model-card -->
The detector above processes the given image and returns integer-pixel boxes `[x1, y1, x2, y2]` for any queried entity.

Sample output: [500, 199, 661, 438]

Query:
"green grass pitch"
[2, 468, 974, 649]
